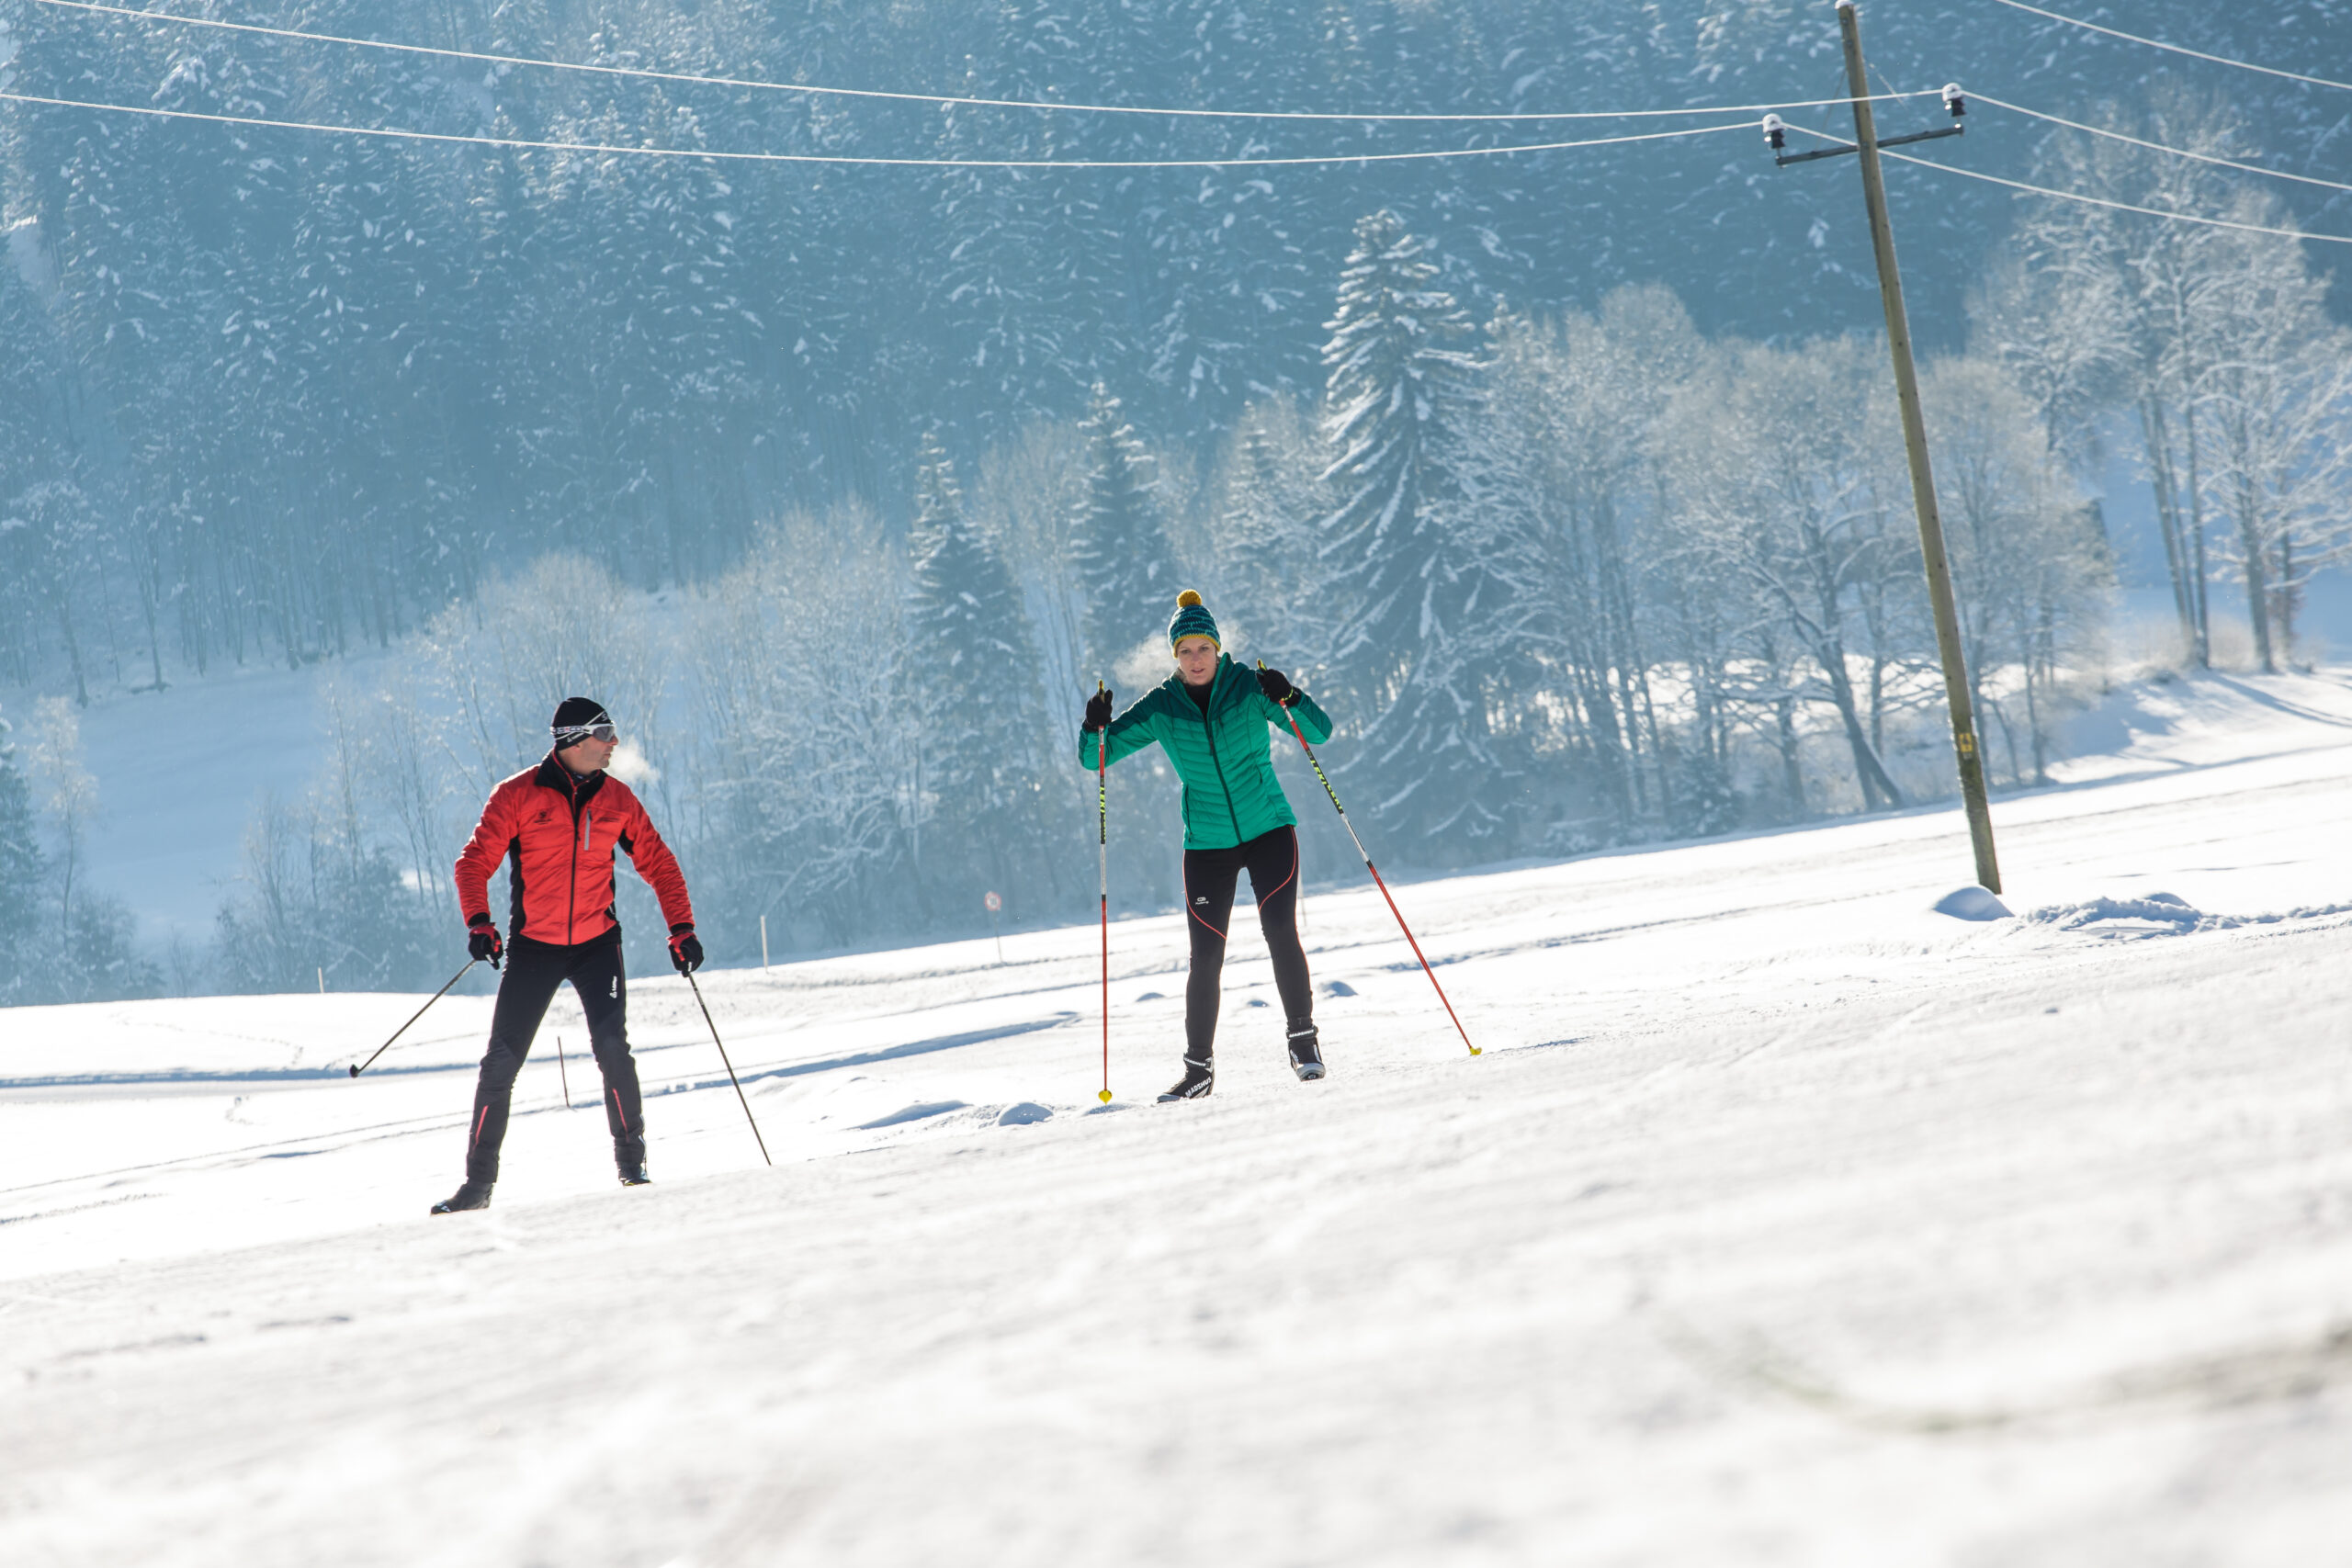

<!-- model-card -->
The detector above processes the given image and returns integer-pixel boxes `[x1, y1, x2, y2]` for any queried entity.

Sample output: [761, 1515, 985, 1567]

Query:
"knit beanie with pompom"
[1168, 589, 1220, 650]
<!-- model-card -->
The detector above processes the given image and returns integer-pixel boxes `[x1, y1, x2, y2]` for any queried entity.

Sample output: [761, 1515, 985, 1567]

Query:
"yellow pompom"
[1176, 589, 1204, 609]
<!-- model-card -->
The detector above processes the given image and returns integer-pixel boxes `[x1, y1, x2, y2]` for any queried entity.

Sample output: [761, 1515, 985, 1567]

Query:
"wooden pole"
[1838, 0, 2002, 893]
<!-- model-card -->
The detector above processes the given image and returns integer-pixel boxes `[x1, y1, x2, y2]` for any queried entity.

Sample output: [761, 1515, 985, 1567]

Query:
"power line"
[22, 0, 1942, 127]
[1880, 144, 2352, 245]
[0, 85, 1756, 169]
[1973, 92, 2352, 197]
[1980, 0, 2352, 96]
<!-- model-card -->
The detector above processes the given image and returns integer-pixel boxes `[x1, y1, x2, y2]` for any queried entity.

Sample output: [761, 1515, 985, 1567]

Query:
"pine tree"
[1069, 383, 1172, 665]
[902, 432, 1055, 922]
[1316, 211, 1513, 857]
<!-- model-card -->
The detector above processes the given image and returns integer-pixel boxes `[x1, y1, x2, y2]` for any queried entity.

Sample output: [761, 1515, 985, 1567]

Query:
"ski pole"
[684, 969, 773, 1166]
[347, 957, 480, 1077]
[1096, 680, 1114, 1103]
[1261, 661, 1478, 1057]
[555, 1032, 572, 1109]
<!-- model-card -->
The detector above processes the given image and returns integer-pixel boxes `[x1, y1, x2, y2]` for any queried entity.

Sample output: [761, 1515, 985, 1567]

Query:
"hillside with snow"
[5, 671, 2351, 1564]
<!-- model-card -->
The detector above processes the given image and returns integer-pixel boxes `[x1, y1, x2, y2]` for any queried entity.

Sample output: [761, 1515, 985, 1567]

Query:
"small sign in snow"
[983, 891, 1002, 912]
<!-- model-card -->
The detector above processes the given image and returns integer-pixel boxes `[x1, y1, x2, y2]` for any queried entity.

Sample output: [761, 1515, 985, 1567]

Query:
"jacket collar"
[535, 751, 608, 808]
[1165, 653, 1235, 714]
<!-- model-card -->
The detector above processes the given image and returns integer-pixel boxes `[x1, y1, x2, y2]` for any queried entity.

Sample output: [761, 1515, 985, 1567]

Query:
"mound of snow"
[1932, 886, 2013, 921]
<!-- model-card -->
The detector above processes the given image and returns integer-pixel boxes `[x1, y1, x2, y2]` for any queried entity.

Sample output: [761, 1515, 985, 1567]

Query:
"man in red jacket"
[432, 697, 703, 1214]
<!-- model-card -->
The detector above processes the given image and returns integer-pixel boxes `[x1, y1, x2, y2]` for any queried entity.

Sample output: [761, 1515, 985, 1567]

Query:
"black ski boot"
[1287, 1020, 1326, 1081]
[1157, 1055, 1215, 1102]
[617, 1162, 651, 1187]
[431, 1181, 492, 1214]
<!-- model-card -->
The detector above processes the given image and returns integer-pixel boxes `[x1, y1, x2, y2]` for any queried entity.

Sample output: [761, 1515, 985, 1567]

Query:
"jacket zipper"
[564, 772, 583, 946]
[1198, 671, 1243, 844]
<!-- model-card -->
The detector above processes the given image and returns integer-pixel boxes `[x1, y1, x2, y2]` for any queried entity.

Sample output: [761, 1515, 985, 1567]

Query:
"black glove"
[1255, 666, 1299, 707]
[669, 924, 704, 976]
[467, 915, 503, 970]
[1082, 686, 1114, 733]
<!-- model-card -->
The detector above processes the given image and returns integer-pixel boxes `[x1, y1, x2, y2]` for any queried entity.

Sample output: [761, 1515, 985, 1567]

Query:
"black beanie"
[551, 696, 611, 737]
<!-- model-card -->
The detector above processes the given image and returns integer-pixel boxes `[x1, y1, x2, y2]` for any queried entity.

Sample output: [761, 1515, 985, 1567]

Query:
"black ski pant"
[463, 931, 642, 1184]
[1182, 826, 1312, 1061]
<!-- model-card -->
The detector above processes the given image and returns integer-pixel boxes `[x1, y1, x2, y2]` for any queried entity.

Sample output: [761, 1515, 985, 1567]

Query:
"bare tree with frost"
[687, 504, 918, 950]
[1660, 338, 1915, 813]
[1924, 355, 2110, 784]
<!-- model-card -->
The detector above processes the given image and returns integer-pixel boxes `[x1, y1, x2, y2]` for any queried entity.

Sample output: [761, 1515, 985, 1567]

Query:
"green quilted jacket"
[1080, 654, 1333, 852]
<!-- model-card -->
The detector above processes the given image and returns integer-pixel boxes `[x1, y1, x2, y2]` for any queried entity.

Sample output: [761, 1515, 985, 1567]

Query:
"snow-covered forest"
[5, 0, 2352, 999]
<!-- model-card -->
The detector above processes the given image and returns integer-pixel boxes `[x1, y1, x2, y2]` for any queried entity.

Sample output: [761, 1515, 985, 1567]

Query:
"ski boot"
[1286, 1020, 1326, 1082]
[1157, 1055, 1215, 1102]
[431, 1181, 493, 1214]
[617, 1163, 652, 1187]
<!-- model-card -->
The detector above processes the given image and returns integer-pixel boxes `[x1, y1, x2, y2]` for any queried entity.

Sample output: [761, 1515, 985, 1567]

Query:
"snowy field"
[6, 671, 2352, 1565]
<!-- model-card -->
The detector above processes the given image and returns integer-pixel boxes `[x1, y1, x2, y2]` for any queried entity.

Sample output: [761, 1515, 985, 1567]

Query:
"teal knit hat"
[1169, 589, 1220, 649]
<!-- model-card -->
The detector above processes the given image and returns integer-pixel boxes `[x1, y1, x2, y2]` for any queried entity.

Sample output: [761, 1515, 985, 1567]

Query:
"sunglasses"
[555, 724, 617, 745]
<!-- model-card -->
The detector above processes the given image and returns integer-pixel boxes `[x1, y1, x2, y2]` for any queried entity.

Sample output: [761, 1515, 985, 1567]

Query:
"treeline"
[208, 219, 2124, 990]
[6, 1, 2348, 702]
[206, 135, 2352, 990]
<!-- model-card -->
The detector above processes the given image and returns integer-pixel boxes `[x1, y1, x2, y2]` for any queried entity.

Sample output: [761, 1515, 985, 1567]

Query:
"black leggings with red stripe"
[464, 931, 643, 1184]
[1182, 826, 1312, 1060]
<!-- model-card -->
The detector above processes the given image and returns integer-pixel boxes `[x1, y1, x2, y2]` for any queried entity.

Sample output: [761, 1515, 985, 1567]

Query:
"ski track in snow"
[4, 671, 2352, 1563]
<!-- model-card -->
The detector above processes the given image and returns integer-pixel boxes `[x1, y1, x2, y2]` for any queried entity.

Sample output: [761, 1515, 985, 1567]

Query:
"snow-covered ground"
[6, 671, 2352, 1565]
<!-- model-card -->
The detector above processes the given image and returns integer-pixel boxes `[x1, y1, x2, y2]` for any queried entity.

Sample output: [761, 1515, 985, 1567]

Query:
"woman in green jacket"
[1080, 590, 1332, 1101]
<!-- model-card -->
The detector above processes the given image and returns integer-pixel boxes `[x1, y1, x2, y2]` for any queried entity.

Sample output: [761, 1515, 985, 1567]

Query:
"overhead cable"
[23, 0, 1942, 125]
[0, 85, 1755, 168]
[1973, 92, 2352, 197]
[1980, 0, 2352, 95]
[1880, 147, 2352, 245]
[1775, 120, 2352, 244]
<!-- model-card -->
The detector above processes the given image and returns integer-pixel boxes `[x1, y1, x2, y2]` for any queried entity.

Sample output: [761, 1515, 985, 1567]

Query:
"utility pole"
[1765, 1, 2001, 894]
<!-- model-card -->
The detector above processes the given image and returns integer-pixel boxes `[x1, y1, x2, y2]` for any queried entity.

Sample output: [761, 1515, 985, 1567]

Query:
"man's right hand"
[1082, 686, 1114, 733]
[468, 916, 503, 970]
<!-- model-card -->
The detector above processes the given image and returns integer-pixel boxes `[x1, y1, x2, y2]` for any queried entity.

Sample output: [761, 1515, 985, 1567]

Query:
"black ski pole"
[555, 1032, 573, 1109]
[684, 970, 772, 1166]
[1261, 661, 1479, 1057]
[348, 957, 481, 1077]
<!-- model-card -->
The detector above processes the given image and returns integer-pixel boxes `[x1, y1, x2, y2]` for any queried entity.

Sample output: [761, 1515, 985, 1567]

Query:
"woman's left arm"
[1283, 688, 1334, 746]
[1252, 671, 1332, 745]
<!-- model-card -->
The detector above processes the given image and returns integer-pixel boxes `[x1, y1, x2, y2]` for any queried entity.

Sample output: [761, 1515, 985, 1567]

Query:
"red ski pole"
[1261, 662, 1478, 1057]
[1095, 680, 1114, 1102]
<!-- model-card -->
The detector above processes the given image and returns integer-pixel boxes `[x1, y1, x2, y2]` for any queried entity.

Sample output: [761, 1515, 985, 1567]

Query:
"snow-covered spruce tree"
[901, 432, 1058, 925]
[1070, 383, 1173, 667]
[1317, 210, 1515, 859]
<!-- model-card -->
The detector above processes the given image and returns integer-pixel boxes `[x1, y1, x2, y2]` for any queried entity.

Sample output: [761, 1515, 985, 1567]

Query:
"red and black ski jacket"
[453, 756, 693, 947]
